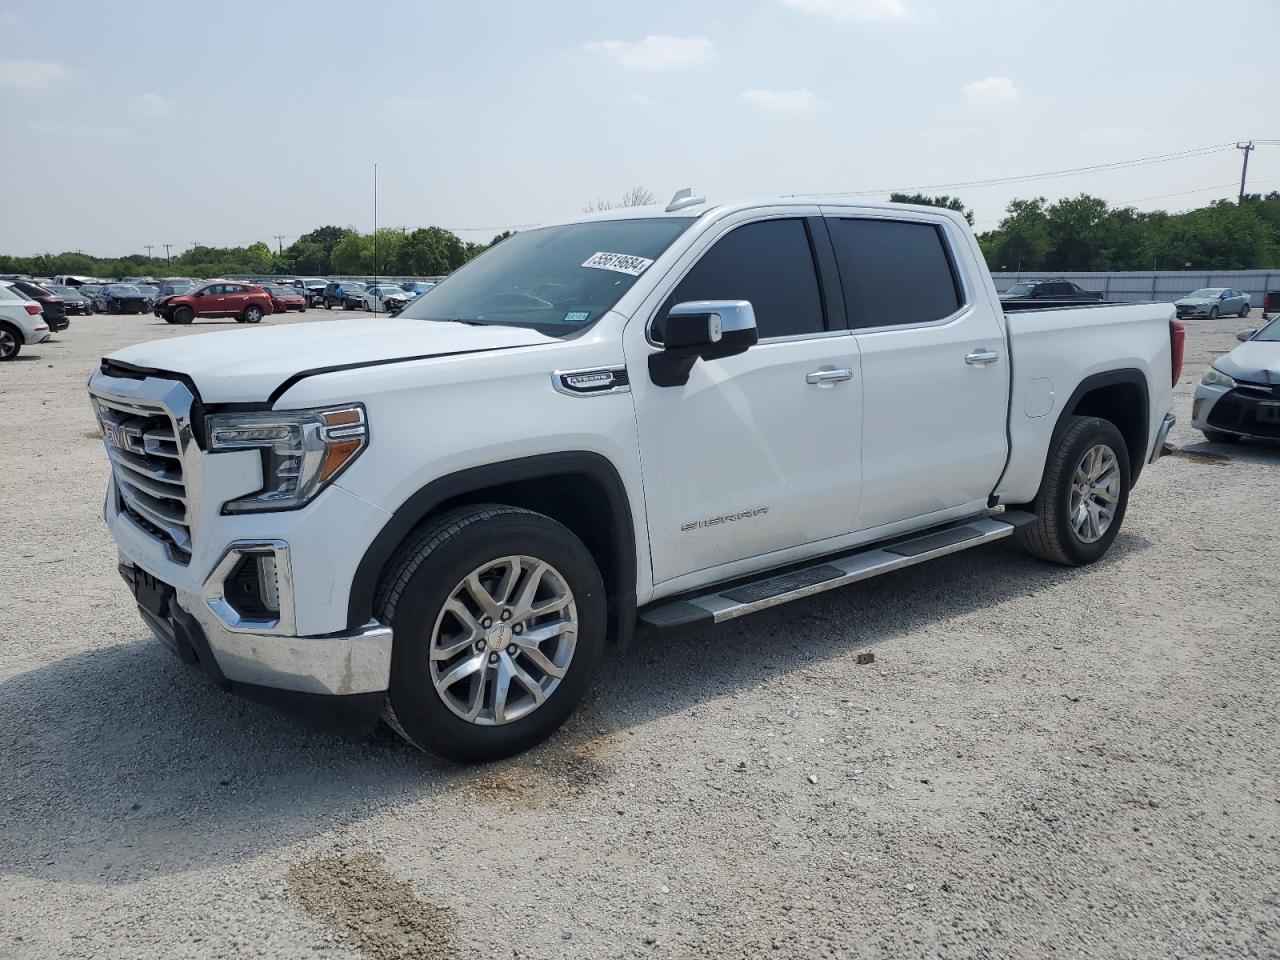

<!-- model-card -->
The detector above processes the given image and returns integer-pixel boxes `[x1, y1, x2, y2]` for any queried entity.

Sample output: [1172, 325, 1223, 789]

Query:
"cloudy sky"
[0, 0, 1276, 255]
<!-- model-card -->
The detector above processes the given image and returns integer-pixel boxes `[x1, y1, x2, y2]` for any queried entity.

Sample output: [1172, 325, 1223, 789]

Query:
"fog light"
[1192, 398, 1204, 421]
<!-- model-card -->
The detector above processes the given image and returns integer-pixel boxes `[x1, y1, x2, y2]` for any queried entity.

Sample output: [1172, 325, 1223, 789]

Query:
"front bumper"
[118, 556, 392, 731]
[1192, 382, 1280, 440]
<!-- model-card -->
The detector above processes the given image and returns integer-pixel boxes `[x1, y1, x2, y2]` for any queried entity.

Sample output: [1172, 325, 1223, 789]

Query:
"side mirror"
[1237, 329, 1256, 341]
[650, 300, 758, 387]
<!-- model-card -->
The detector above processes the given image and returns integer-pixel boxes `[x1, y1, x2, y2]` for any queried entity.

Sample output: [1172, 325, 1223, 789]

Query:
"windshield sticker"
[581, 251, 654, 276]
[564, 311, 590, 323]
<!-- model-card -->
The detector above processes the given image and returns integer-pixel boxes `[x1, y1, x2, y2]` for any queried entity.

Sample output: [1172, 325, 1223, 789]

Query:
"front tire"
[1209, 306, 1219, 320]
[377, 505, 606, 762]
[1016, 415, 1130, 566]
[172, 306, 194, 325]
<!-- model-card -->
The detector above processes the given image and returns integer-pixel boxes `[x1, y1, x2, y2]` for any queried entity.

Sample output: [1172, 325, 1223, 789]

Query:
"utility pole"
[190, 241, 200, 251]
[144, 244, 154, 261]
[1237, 141, 1255, 203]
[273, 234, 286, 255]
[163, 243, 172, 266]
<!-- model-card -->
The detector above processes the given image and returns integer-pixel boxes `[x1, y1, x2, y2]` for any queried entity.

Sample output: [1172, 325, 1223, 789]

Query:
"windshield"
[108, 284, 141, 295]
[1252, 316, 1280, 342]
[1187, 289, 1224, 299]
[1004, 282, 1037, 296]
[399, 218, 693, 334]
[50, 285, 79, 296]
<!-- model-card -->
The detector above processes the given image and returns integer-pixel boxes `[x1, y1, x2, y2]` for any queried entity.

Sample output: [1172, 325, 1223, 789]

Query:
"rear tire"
[242, 305, 263, 323]
[1239, 304, 1250, 318]
[173, 306, 194, 325]
[1202, 429, 1241, 444]
[378, 505, 606, 762]
[1016, 415, 1130, 566]
[0, 323, 21, 360]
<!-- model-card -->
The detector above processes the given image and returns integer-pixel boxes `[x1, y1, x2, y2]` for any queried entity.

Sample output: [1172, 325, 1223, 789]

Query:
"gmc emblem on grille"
[101, 421, 145, 454]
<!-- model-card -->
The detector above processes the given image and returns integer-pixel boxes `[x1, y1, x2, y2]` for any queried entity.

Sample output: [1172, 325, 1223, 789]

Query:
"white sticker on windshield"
[581, 251, 654, 276]
[564, 311, 590, 323]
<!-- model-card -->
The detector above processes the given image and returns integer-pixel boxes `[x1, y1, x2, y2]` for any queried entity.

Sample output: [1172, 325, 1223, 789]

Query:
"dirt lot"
[1, 309, 1277, 960]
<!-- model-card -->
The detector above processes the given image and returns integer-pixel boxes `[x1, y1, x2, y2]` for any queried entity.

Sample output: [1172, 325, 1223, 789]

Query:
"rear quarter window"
[827, 218, 962, 329]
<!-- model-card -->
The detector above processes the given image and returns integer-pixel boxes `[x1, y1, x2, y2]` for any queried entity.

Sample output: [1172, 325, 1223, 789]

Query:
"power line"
[795, 142, 1238, 199]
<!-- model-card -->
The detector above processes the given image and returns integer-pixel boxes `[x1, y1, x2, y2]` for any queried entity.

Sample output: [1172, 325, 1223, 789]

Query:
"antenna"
[372, 162, 378, 302]
[666, 187, 706, 212]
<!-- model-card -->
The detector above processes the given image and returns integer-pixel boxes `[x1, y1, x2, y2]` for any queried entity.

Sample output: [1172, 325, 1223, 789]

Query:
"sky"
[1, 0, 1277, 256]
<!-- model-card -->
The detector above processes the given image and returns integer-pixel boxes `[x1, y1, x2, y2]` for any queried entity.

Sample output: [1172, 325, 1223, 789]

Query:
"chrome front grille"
[94, 393, 193, 563]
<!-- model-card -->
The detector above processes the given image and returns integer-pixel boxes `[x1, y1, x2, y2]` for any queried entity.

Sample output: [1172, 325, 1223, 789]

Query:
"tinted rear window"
[827, 218, 961, 328]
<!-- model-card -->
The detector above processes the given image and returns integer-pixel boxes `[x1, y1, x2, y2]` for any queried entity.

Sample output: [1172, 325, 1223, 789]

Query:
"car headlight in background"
[1200, 366, 1236, 389]
[206, 404, 368, 513]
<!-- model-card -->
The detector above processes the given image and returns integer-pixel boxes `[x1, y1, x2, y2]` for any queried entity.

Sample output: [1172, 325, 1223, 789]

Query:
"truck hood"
[1214, 339, 1280, 382]
[105, 318, 562, 403]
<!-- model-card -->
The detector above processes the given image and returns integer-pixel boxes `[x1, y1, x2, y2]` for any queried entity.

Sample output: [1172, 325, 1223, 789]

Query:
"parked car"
[322, 280, 366, 310]
[152, 281, 200, 316]
[1000, 279, 1104, 302]
[0, 280, 51, 360]
[88, 195, 1181, 762]
[291, 277, 328, 306]
[1174, 288, 1250, 320]
[8, 279, 69, 331]
[48, 284, 95, 315]
[361, 284, 411, 314]
[400, 281, 436, 295]
[263, 284, 309, 313]
[94, 283, 152, 315]
[1191, 316, 1280, 443]
[159, 282, 275, 324]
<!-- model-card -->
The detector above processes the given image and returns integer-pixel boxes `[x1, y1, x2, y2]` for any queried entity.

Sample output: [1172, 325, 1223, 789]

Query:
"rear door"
[822, 210, 1009, 532]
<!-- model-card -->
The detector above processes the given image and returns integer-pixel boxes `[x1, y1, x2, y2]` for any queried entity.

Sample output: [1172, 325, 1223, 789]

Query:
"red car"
[161, 282, 275, 325]
[262, 284, 308, 313]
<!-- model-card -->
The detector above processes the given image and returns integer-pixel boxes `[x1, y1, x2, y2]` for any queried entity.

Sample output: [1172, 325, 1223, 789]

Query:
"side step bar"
[638, 512, 1034, 631]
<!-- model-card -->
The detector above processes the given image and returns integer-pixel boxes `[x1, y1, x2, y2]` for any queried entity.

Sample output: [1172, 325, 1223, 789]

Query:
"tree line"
[0, 225, 512, 280]
[896, 191, 1280, 272]
[4, 191, 1279, 280]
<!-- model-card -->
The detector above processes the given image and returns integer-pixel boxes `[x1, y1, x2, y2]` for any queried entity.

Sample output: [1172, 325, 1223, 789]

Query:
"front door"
[192, 284, 225, 316]
[627, 210, 863, 587]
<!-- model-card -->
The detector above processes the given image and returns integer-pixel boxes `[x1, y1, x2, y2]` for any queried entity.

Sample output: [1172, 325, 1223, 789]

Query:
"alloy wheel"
[429, 555, 578, 726]
[1070, 444, 1120, 543]
[0, 329, 16, 359]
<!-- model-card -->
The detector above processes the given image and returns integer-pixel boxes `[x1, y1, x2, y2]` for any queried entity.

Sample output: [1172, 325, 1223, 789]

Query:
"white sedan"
[360, 285, 412, 314]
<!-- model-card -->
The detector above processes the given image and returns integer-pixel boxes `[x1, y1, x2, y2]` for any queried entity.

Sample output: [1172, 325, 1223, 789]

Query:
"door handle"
[965, 350, 1000, 366]
[806, 368, 854, 385]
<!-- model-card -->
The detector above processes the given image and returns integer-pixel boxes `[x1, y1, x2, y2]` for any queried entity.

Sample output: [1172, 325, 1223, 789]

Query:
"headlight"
[206, 404, 368, 513]
[1200, 366, 1236, 389]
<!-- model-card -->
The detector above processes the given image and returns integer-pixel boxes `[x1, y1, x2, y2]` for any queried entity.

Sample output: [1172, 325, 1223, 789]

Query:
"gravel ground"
[1, 308, 1277, 960]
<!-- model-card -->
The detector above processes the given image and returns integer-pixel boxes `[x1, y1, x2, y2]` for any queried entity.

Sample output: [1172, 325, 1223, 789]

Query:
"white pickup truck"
[89, 194, 1182, 761]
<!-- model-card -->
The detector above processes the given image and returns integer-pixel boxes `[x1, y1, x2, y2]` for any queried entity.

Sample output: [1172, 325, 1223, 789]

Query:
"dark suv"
[322, 281, 366, 310]
[1000, 279, 1103, 302]
[9, 279, 69, 331]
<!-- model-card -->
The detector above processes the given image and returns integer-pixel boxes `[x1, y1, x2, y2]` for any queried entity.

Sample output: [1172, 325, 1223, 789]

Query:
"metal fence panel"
[990, 270, 1280, 305]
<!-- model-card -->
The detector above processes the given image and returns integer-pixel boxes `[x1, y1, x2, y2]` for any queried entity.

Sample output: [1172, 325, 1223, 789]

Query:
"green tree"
[330, 232, 372, 275]
[981, 198, 1052, 271]
[889, 193, 974, 225]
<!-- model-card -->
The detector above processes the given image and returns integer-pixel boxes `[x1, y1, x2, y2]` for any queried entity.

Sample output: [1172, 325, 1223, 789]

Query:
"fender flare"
[346, 451, 638, 644]
[1050, 368, 1150, 486]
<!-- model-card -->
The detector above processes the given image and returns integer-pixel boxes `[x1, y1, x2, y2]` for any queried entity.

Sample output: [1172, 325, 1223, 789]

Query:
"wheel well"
[348, 453, 638, 645]
[1064, 376, 1148, 485]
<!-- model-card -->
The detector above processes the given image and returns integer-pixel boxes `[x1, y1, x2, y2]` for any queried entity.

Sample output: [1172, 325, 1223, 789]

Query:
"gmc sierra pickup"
[89, 193, 1182, 761]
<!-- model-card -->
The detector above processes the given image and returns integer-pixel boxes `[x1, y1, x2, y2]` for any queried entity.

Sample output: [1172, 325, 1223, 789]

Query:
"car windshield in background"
[1252, 316, 1280, 341]
[50, 285, 80, 297]
[399, 217, 694, 335]
[108, 284, 141, 295]
[1004, 282, 1036, 296]
[1187, 289, 1224, 298]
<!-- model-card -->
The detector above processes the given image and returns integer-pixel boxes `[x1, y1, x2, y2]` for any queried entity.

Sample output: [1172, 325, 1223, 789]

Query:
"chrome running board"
[638, 513, 1033, 631]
